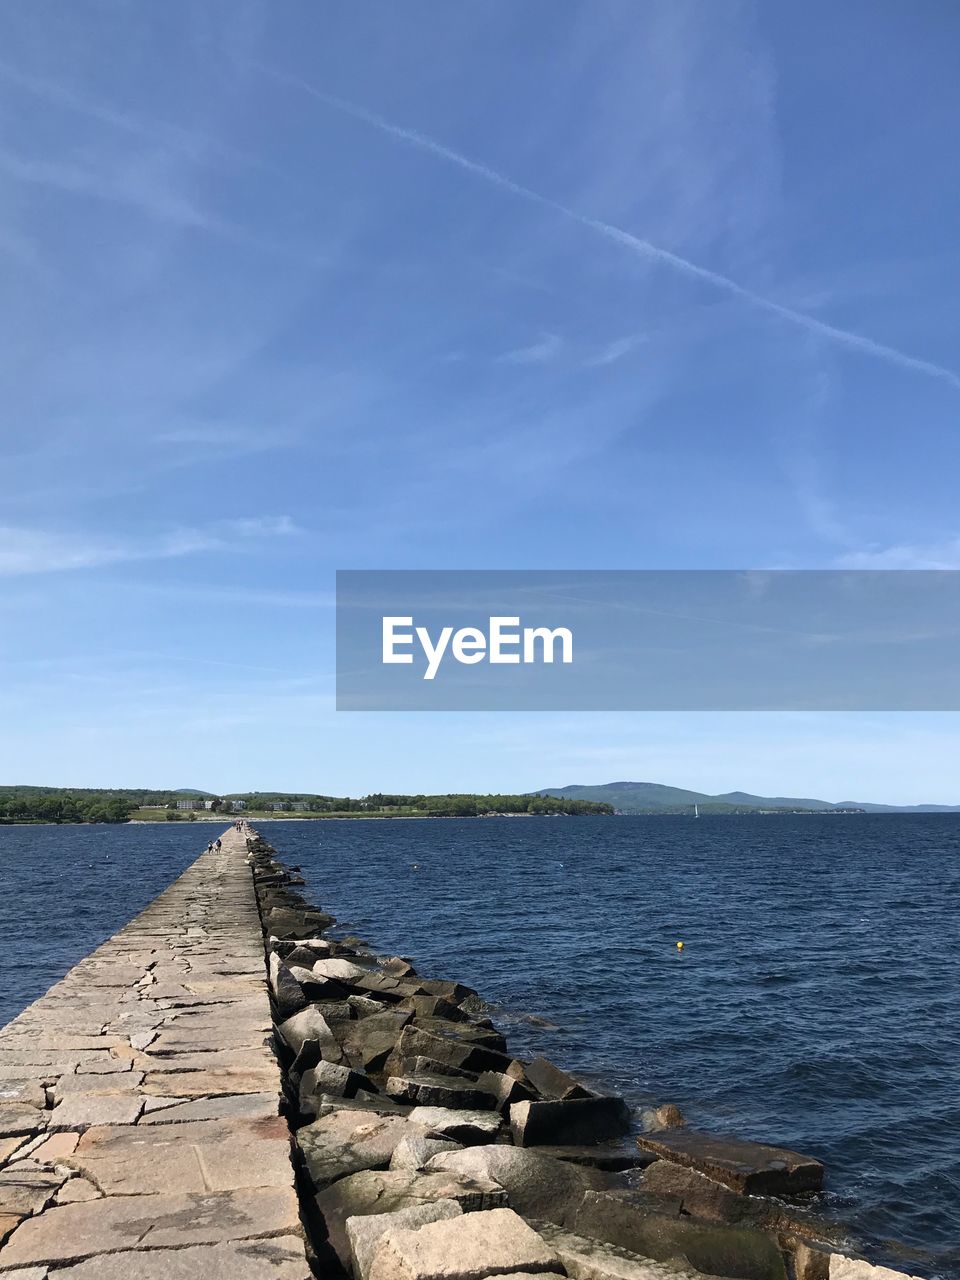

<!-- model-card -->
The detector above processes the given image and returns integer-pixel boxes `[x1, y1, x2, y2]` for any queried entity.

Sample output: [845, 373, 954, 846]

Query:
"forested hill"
[537, 780, 960, 813]
[0, 787, 613, 823]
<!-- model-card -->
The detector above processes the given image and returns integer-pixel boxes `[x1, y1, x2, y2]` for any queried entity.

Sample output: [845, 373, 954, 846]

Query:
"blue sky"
[1, 1, 959, 801]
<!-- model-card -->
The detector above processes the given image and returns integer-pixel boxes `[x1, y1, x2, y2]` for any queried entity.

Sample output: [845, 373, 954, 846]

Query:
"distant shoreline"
[3, 809, 958, 828]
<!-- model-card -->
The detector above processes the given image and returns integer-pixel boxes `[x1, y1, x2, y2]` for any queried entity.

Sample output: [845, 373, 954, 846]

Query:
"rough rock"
[406, 1056, 478, 1081]
[264, 906, 335, 939]
[0, 1105, 49, 1137]
[425, 1144, 603, 1225]
[350, 974, 420, 1003]
[788, 1242, 831, 1280]
[300, 1061, 373, 1112]
[634, 1129, 824, 1196]
[535, 1222, 717, 1280]
[284, 942, 334, 966]
[414, 980, 478, 1006]
[640, 1161, 749, 1221]
[387, 1027, 510, 1079]
[315, 1093, 413, 1119]
[0, 1080, 46, 1110]
[407, 1107, 503, 1144]
[413, 1018, 507, 1053]
[827, 1257, 921, 1280]
[477, 1069, 536, 1112]
[510, 1097, 630, 1147]
[313, 958, 373, 983]
[636, 1161, 839, 1243]
[367, 1207, 562, 1280]
[55, 1175, 101, 1203]
[386, 1074, 495, 1110]
[296, 1110, 414, 1190]
[30, 1132, 81, 1162]
[350, 995, 392, 1019]
[639, 1104, 685, 1132]
[276, 1007, 346, 1062]
[268, 954, 308, 1019]
[0, 1170, 64, 1216]
[528, 1144, 652, 1173]
[573, 1190, 787, 1280]
[337, 1010, 413, 1074]
[399, 995, 469, 1023]
[389, 1135, 463, 1171]
[524, 1058, 591, 1101]
[315, 1168, 508, 1268]
[347, 1201, 463, 1280]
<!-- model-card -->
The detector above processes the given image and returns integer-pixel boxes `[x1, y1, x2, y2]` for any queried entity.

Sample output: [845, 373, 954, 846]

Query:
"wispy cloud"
[124, 582, 334, 610]
[837, 539, 960, 570]
[0, 145, 230, 235]
[0, 58, 263, 172]
[0, 145, 323, 263]
[499, 332, 562, 365]
[0, 516, 297, 576]
[585, 333, 647, 367]
[263, 68, 960, 394]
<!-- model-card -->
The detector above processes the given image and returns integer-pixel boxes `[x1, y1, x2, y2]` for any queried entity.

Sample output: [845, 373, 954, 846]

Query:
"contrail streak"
[265, 67, 960, 393]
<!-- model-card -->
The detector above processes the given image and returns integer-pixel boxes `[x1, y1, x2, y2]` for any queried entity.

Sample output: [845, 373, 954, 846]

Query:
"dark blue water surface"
[0, 822, 206, 1025]
[1, 815, 957, 1275]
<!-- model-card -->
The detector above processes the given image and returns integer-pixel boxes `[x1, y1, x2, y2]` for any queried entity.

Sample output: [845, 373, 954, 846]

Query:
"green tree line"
[0, 787, 613, 823]
[0, 792, 135, 824]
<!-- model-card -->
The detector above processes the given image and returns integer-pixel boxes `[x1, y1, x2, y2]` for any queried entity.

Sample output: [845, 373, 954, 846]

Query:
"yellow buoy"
[676, 941, 684, 951]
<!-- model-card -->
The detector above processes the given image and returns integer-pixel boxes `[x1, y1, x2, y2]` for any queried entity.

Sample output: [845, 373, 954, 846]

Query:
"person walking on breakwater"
[215, 837, 222, 851]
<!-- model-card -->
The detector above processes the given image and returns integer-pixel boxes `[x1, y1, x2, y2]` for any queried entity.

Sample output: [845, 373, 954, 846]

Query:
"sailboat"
[694, 803, 699, 818]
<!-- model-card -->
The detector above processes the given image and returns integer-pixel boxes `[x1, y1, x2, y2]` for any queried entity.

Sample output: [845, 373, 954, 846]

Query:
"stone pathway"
[0, 827, 310, 1279]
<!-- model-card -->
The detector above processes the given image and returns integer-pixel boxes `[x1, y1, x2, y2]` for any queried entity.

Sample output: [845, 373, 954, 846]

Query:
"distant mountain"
[536, 781, 960, 814]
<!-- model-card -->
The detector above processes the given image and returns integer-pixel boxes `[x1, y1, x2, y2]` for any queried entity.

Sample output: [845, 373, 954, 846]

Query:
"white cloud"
[269, 70, 960, 394]
[498, 332, 562, 365]
[585, 334, 647, 367]
[0, 516, 297, 576]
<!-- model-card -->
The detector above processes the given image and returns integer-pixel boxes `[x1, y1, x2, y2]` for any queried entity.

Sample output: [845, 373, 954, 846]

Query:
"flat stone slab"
[67, 1117, 293, 1194]
[0, 1182, 300, 1264]
[0, 828, 309, 1279]
[347, 1201, 463, 1280]
[48, 1235, 313, 1279]
[139, 1092, 280, 1126]
[0, 1186, 302, 1266]
[55, 1071, 144, 1096]
[407, 1107, 502, 1143]
[635, 1129, 824, 1195]
[142, 1067, 277, 1097]
[367, 1207, 562, 1280]
[316, 1168, 508, 1267]
[49, 1094, 144, 1130]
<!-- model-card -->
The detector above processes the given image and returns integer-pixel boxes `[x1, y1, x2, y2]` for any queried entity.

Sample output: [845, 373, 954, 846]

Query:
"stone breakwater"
[248, 831, 923, 1280]
[0, 828, 927, 1280]
[0, 826, 310, 1279]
